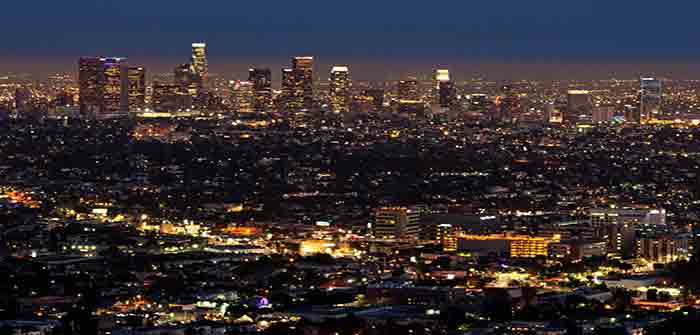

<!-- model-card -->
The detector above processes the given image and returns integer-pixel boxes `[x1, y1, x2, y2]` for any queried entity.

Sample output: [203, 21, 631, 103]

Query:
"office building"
[191, 43, 208, 87]
[152, 83, 184, 112]
[127, 67, 146, 112]
[436, 224, 461, 252]
[248, 68, 273, 112]
[590, 207, 666, 257]
[79, 57, 104, 115]
[434, 69, 450, 90]
[102, 58, 129, 114]
[293, 56, 314, 110]
[398, 78, 420, 101]
[567, 90, 592, 123]
[79, 57, 128, 116]
[363, 89, 384, 112]
[458, 233, 561, 258]
[640, 77, 661, 123]
[281, 68, 302, 112]
[497, 85, 520, 122]
[636, 235, 685, 264]
[373, 207, 422, 240]
[174, 63, 197, 109]
[433, 69, 456, 109]
[230, 80, 254, 113]
[590, 208, 666, 227]
[329, 66, 350, 113]
[438, 81, 457, 109]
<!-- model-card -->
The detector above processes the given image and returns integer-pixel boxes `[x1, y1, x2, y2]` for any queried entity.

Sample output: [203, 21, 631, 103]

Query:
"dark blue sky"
[3, 0, 699, 58]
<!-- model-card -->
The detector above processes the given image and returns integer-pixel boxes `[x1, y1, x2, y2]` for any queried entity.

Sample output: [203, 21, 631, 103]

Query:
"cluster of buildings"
[5, 41, 693, 129]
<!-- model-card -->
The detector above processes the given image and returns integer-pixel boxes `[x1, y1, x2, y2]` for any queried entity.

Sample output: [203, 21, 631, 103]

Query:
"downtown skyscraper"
[397, 78, 420, 101]
[79, 57, 128, 117]
[282, 56, 314, 112]
[292, 56, 313, 111]
[434, 69, 456, 109]
[191, 43, 208, 87]
[127, 66, 146, 112]
[640, 77, 662, 123]
[248, 68, 273, 112]
[329, 66, 350, 113]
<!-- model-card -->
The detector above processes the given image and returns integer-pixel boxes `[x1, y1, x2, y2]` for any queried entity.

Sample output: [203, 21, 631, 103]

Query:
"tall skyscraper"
[79, 57, 128, 116]
[174, 63, 197, 109]
[231, 81, 254, 113]
[438, 82, 456, 109]
[292, 56, 314, 110]
[127, 67, 146, 112]
[434, 69, 450, 90]
[79, 57, 105, 115]
[102, 58, 129, 115]
[281, 68, 302, 112]
[190, 43, 208, 87]
[640, 77, 661, 123]
[398, 78, 420, 101]
[248, 68, 273, 112]
[434, 69, 455, 108]
[329, 66, 350, 113]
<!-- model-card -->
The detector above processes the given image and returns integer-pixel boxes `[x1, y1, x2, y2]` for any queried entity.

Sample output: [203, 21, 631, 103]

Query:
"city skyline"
[7, 56, 700, 81]
[4, 2, 700, 334]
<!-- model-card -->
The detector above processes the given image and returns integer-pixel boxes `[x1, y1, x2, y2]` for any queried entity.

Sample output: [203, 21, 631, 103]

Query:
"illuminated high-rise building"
[102, 58, 129, 115]
[191, 43, 208, 86]
[248, 68, 273, 112]
[78, 57, 105, 115]
[79, 57, 128, 116]
[398, 78, 420, 101]
[231, 80, 254, 113]
[281, 68, 302, 112]
[127, 67, 146, 112]
[434, 69, 456, 109]
[434, 69, 450, 89]
[152, 83, 183, 112]
[329, 66, 350, 113]
[292, 56, 314, 110]
[438, 82, 456, 109]
[174, 63, 197, 109]
[640, 77, 661, 123]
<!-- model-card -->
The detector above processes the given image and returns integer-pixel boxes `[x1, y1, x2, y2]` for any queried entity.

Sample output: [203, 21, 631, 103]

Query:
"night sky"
[2, 1, 699, 79]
